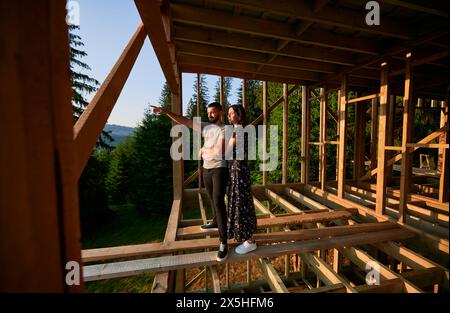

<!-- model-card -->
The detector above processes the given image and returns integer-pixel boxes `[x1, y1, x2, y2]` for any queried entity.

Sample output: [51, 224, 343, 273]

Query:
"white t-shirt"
[201, 122, 226, 169]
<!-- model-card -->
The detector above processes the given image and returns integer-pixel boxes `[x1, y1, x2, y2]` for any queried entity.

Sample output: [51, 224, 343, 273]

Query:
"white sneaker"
[235, 241, 257, 254]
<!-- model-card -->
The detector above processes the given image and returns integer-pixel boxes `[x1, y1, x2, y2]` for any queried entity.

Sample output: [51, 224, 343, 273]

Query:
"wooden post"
[336, 90, 341, 180]
[1, 1, 83, 292]
[220, 76, 225, 121]
[399, 53, 414, 224]
[439, 98, 449, 203]
[337, 75, 348, 198]
[263, 81, 268, 185]
[301, 86, 309, 184]
[354, 99, 366, 183]
[282, 83, 289, 184]
[319, 88, 328, 190]
[375, 60, 390, 216]
[197, 74, 202, 190]
[370, 97, 378, 171]
[242, 79, 247, 109]
[386, 95, 396, 184]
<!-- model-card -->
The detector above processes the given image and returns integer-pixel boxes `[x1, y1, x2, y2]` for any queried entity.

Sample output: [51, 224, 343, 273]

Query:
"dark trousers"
[202, 167, 228, 244]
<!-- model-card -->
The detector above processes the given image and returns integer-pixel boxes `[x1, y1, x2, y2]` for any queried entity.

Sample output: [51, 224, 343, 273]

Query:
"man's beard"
[208, 115, 219, 123]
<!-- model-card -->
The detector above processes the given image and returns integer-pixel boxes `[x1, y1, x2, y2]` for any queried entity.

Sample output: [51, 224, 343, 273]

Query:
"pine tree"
[69, 25, 113, 148]
[213, 77, 232, 107]
[129, 82, 173, 216]
[236, 80, 262, 124]
[186, 74, 209, 121]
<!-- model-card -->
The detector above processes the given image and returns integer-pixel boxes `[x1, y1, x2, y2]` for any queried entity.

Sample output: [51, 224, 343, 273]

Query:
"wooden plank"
[300, 253, 357, 293]
[400, 267, 446, 290]
[242, 79, 247, 109]
[258, 259, 289, 293]
[73, 24, 146, 179]
[265, 188, 302, 213]
[282, 83, 288, 184]
[375, 60, 390, 215]
[135, 0, 179, 93]
[83, 228, 415, 281]
[208, 265, 221, 293]
[339, 247, 423, 292]
[301, 86, 309, 183]
[178, 210, 353, 239]
[337, 75, 347, 198]
[1, 1, 81, 292]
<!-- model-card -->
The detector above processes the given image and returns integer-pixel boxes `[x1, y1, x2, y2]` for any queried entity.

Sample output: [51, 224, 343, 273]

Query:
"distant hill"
[104, 124, 136, 147]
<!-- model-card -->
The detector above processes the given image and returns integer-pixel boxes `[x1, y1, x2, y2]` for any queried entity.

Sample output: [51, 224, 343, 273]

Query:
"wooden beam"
[299, 253, 357, 293]
[282, 83, 288, 184]
[84, 228, 414, 281]
[1, 1, 82, 292]
[73, 24, 146, 179]
[208, 265, 221, 293]
[347, 93, 379, 104]
[301, 86, 309, 184]
[83, 223, 399, 262]
[181, 64, 307, 85]
[175, 26, 356, 66]
[177, 42, 338, 74]
[135, 0, 179, 93]
[179, 55, 320, 82]
[363, 125, 448, 180]
[178, 210, 354, 239]
[382, 0, 448, 18]
[339, 247, 423, 292]
[375, 60, 390, 215]
[258, 259, 289, 293]
[224, 0, 411, 38]
[399, 53, 415, 223]
[337, 75, 347, 198]
[171, 4, 381, 55]
[152, 199, 182, 293]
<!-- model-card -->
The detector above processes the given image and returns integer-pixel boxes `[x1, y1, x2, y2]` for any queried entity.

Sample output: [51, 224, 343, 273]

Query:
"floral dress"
[227, 133, 257, 242]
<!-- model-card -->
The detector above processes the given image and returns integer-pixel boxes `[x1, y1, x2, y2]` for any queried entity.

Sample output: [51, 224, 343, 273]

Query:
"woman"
[225, 105, 257, 254]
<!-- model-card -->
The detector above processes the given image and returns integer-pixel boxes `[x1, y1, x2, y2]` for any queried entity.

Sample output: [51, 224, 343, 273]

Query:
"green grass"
[82, 204, 167, 292]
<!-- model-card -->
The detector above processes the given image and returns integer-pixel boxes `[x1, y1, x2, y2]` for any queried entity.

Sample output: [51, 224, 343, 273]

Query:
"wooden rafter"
[171, 4, 381, 55]
[135, 0, 179, 94]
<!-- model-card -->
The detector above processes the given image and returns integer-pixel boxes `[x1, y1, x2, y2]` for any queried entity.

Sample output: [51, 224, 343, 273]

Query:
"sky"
[76, 0, 239, 127]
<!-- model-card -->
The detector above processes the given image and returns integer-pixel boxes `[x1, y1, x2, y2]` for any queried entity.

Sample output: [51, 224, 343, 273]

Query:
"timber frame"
[1, 0, 448, 293]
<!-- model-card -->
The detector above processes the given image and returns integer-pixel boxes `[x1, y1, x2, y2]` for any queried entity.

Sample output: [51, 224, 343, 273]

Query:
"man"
[151, 102, 229, 262]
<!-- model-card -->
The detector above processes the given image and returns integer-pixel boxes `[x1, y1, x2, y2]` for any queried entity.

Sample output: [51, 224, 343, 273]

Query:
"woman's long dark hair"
[228, 105, 248, 127]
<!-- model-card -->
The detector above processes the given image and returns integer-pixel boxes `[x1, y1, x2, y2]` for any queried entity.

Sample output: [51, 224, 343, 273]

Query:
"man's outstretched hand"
[150, 105, 166, 115]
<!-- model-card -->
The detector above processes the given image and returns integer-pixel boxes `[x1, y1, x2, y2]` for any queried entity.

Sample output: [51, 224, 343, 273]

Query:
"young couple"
[152, 102, 257, 262]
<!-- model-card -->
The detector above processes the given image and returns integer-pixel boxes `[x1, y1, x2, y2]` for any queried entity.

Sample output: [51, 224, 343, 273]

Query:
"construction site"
[1, 1, 449, 293]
